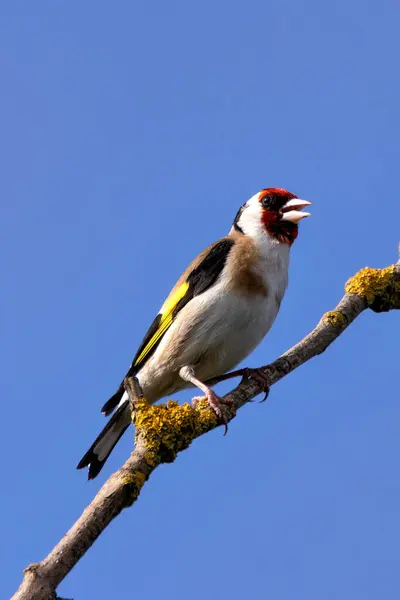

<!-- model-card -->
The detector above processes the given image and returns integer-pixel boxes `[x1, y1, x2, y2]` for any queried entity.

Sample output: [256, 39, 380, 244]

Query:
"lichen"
[122, 471, 147, 502]
[345, 266, 400, 312]
[323, 310, 347, 329]
[24, 563, 40, 574]
[123, 471, 146, 491]
[132, 398, 221, 467]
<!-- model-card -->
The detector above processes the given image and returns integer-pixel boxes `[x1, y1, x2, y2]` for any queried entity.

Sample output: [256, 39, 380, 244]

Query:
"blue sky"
[1, 1, 399, 598]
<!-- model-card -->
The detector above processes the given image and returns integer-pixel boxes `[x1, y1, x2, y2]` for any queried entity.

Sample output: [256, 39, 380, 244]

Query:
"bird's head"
[233, 188, 311, 246]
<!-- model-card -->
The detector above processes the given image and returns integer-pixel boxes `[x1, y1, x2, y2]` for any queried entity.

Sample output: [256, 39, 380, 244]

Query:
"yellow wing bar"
[133, 281, 189, 367]
[159, 281, 189, 318]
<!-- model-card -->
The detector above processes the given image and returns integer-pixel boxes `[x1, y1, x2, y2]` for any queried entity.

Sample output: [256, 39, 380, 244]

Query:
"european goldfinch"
[78, 188, 311, 479]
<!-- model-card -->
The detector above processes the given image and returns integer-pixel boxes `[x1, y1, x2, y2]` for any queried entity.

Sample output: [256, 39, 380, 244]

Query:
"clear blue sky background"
[1, 1, 399, 598]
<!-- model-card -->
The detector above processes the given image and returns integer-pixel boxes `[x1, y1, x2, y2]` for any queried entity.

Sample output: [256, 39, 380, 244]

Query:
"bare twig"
[124, 374, 144, 411]
[12, 261, 400, 600]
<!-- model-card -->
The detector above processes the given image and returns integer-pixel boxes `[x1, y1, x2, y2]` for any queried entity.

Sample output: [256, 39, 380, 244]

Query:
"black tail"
[77, 401, 131, 479]
[101, 385, 125, 416]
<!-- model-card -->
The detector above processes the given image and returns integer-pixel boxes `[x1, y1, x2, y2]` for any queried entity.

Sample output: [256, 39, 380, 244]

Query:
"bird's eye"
[261, 195, 274, 209]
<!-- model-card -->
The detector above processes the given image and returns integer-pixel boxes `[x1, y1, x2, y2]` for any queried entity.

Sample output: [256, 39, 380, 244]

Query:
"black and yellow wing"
[101, 237, 234, 415]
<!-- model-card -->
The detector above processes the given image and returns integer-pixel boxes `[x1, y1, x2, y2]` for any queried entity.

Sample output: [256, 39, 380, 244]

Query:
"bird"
[77, 188, 311, 479]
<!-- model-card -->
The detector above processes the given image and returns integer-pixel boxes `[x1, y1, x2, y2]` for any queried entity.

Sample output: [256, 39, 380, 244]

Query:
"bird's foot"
[238, 367, 270, 402]
[192, 389, 235, 435]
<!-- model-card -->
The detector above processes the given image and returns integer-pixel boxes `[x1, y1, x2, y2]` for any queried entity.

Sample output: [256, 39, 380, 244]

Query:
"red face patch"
[258, 187, 297, 199]
[259, 188, 299, 246]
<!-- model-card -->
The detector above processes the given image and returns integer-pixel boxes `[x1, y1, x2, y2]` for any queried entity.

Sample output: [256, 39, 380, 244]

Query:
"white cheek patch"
[238, 193, 268, 244]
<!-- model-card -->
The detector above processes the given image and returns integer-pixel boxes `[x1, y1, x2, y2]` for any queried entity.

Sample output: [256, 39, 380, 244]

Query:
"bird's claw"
[192, 391, 235, 435]
[239, 368, 270, 402]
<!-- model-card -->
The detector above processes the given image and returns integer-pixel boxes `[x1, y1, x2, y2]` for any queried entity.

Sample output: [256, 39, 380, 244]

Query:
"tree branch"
[12, 262, 400, 600]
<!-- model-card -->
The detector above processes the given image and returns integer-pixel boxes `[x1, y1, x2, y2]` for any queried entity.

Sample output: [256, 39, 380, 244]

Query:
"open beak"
[280, 198, 312, 223]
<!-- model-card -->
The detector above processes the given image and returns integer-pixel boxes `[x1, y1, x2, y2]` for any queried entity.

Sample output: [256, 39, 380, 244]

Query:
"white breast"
[138, 237, 290, 401]
[201, 236, 290, 376]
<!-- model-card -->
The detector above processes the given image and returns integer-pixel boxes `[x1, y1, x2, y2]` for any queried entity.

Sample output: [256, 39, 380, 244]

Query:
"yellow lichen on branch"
[122, 472, 147, 503]
[132, 398, 219, 467]
[322, 310, 347, 330]
[123, 471, 146, 490]
[345, 266, 400, 312]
